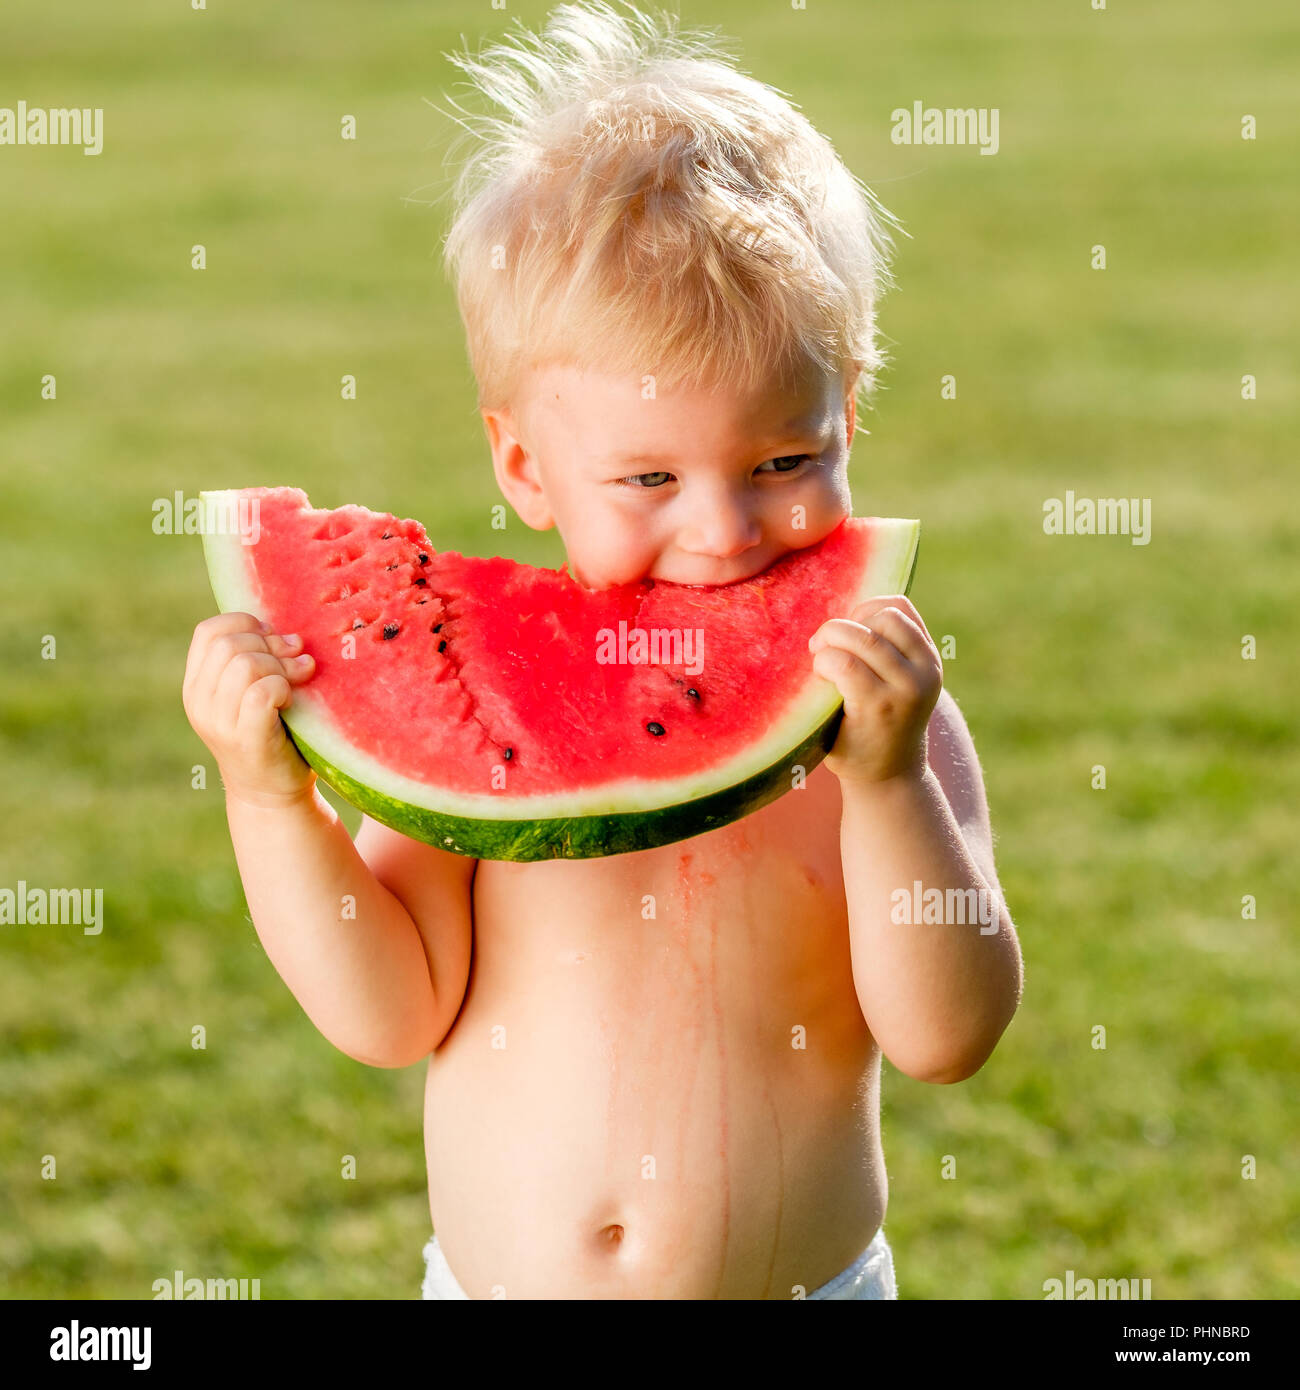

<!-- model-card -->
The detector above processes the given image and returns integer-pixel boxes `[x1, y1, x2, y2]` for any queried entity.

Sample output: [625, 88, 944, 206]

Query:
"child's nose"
[677, 504, 761, 559]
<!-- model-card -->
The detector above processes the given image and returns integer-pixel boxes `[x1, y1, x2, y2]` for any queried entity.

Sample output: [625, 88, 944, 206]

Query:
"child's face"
[481, 361, 857, 588]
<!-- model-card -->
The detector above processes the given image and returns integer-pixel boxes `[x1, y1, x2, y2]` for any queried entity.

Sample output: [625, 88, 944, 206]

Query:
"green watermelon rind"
[285, 707, 846, 860]
[199, 490, 920, 860]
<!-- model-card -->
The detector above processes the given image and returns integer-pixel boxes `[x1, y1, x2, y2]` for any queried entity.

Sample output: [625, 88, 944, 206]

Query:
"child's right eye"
[617, 471, 674, 488]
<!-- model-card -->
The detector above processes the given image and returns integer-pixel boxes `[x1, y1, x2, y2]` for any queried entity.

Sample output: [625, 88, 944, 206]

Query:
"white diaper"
[420, 1227, 897, 1300]
[420, 1233, 471, 1300]
[804, 1227, 897, 1300]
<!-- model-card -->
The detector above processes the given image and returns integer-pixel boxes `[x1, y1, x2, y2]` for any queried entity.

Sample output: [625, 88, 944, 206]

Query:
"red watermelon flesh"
[201, 487, 920, 858]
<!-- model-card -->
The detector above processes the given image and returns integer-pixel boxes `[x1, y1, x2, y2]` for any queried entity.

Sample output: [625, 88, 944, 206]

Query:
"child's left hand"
[808, 596, 944, 786]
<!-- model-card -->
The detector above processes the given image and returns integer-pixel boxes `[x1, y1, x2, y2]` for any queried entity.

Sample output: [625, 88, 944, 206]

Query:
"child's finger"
[212, 650, 304, 739]
[235, 672, 295, 746]
[812, 642, 886, 714]
[870, 606, 935, 671]
[264, 631, 305, 660]
[184, 612, 263, 701]
[193, 630, 273, 704]
[850, 598, 938, 664]
[193, 630, 301, 708]
[810, 618, 913, 687]
[282, 649, 314, 679]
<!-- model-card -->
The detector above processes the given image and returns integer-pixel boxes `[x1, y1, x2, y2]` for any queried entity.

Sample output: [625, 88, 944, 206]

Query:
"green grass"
[1, 0, 1297, 1299]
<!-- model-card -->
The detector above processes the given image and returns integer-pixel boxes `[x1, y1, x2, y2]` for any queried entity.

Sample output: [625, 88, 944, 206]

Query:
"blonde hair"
[434, 0, 905, 419]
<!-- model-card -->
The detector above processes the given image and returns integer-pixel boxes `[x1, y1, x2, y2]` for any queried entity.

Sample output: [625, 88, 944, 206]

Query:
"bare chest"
[466, 762, 857, 1044]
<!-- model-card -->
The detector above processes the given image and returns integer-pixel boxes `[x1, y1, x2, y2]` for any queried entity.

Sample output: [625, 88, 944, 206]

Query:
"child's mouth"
[649, 547, 796, 588]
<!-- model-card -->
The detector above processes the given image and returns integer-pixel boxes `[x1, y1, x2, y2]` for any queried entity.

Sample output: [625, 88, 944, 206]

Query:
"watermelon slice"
[200, 488, 919, 860]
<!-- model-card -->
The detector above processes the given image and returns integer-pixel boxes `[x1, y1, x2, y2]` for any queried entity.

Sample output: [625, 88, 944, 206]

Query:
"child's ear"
[844, 388, 858, 450]
[481, 407, 555, 532]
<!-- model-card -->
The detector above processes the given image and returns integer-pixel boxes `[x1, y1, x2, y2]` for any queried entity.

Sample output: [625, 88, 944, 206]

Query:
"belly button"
[599, 1223, 625, 1248]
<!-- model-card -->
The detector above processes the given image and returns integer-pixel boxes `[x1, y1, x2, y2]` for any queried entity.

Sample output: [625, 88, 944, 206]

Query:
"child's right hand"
[183, 612, 318, 807]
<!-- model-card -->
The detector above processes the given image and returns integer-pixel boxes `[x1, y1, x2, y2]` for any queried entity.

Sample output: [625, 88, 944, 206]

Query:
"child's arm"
[183, 612, 472, 1068]
[225, 791, 473, 1067]
[810, 599, 1024, 1085]
[837, 692, 1022, 1084]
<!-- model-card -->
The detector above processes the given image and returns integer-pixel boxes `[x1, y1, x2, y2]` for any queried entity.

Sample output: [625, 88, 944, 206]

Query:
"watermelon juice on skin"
[183, 364, 1021, 1300]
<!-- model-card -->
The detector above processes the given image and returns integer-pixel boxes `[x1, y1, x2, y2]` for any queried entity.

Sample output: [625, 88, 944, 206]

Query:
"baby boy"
[182, 1, 1023, 1299]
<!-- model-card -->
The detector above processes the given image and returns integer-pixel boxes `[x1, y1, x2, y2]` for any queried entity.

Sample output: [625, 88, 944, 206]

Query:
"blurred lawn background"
[1, 0, 1296, 1299]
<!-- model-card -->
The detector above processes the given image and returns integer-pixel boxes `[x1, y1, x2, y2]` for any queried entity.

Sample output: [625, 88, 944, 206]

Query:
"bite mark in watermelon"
[200, 488, 920, 860]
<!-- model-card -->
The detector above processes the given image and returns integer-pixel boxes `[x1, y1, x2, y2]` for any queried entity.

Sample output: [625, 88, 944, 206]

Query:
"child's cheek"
[571, 519, 662, 589]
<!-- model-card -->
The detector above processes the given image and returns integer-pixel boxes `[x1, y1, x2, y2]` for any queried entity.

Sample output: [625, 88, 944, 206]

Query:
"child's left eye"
[757, 455, 812, 474]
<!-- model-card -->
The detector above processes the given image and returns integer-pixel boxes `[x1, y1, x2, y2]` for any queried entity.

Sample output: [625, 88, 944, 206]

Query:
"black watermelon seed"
[413, 576, 428, 587]
[381, 532, 392, 540]
[647, 721, 666, 736]
[503, 747, 513, 761]
[685, 688, 700, 700]
[416, 598, 428, 604]
[438, 639, 447, 654]
[431, 622, 443, 633]
[418, 553, 429, 565]
[386, 563, 397, 571]
[383, 622, 399, 639]
[352, 619, 365, 630]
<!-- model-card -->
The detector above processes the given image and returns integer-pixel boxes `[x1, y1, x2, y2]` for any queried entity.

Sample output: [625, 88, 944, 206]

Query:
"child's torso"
[422, 760, 887, 1298]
